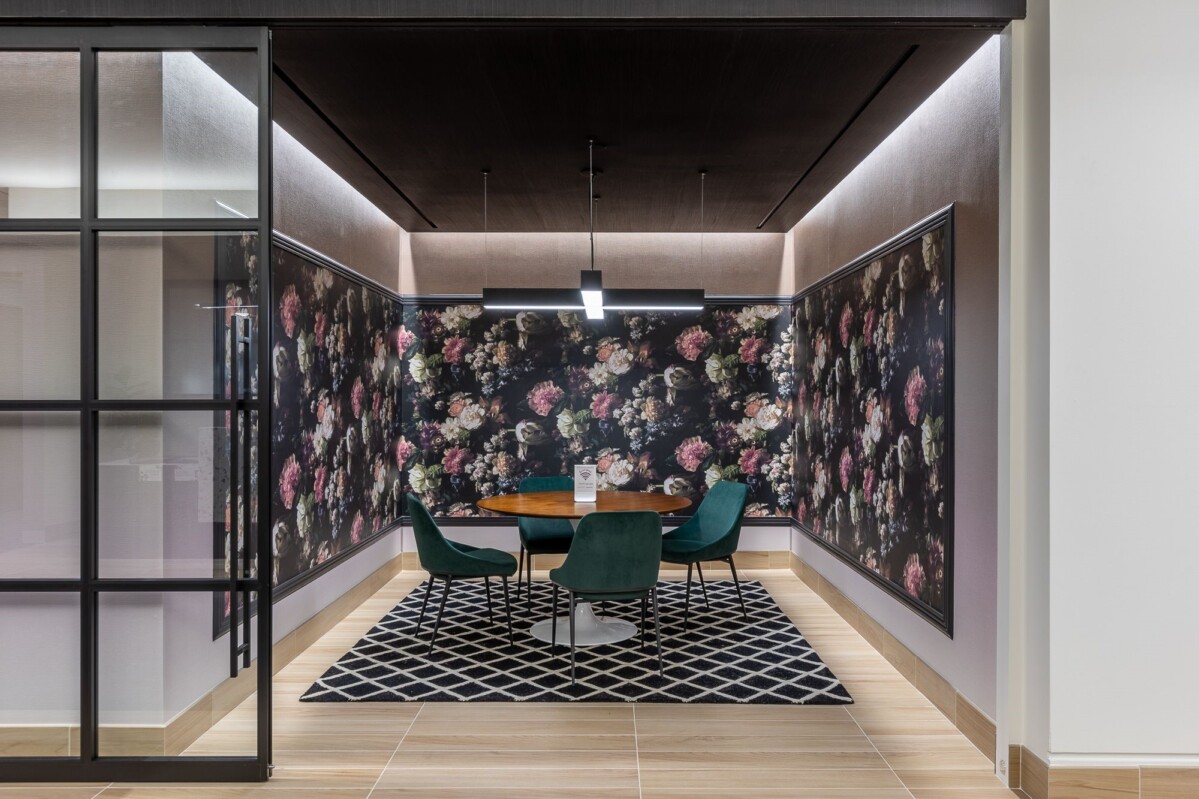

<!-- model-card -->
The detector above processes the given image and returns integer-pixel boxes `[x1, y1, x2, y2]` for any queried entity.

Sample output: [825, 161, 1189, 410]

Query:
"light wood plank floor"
[14, 569, 1018, 798]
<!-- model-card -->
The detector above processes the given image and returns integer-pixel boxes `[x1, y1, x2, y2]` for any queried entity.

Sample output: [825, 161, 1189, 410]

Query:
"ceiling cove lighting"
[481, 139, 705, 318]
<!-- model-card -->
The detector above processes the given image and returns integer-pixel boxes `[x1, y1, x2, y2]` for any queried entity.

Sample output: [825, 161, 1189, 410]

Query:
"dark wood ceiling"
[272, 25, 997, 233]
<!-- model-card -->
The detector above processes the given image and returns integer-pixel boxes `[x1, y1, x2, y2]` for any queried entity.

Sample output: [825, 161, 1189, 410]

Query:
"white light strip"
[602, 305, 705, 311]
[482, 304, 586, 310]
[195, 303, 259, 310]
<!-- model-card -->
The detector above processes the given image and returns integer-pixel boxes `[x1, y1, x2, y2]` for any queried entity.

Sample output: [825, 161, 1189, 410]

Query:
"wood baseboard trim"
[788, 550, 999, 766]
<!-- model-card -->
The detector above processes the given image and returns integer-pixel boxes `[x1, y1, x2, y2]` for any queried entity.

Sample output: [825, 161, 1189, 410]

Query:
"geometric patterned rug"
[300, 579, 853, 705]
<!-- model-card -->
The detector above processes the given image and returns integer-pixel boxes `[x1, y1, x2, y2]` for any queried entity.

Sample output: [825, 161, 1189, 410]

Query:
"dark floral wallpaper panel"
[793, 213, 952, 628]
[270, 245, 405, 589]
[399, 304, 796, 518]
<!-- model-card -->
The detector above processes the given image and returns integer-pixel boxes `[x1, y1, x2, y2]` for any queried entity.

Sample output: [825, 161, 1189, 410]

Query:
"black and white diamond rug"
[301, 579, 852, 705]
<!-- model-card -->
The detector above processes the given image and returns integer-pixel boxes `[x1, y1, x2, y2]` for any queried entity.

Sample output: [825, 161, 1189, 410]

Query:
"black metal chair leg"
[484, 576, 494, 623]
[501, 575, 514, 647]
[727, 555, 748, 620]
[551, 582, 560, 648]
[415, 576, 435, 634]
[427, 576, 453, 655]
[568, 591, 577, 685]
[696, 561, 710, 607]
[516, 546, 525, 597]
[652, 586, 664, 677]
[683, 562, 693, 631]
[640, 595, 648, 651]
[526, 552, 534, 612]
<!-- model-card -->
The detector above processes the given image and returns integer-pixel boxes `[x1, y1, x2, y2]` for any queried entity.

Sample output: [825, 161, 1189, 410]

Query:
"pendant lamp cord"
[699, 168, 706, 270]
[589, 139, 596, 271]
[482, 168, 489, 288]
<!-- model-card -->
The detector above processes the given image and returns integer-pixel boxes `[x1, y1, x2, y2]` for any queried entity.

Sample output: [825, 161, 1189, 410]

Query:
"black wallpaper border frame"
[240, 211, 954, 637]
[792, 204, 955, 637]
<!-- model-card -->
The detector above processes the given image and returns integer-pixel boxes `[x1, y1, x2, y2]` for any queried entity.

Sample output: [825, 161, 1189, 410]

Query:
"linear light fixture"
[481, 139, 706, 318]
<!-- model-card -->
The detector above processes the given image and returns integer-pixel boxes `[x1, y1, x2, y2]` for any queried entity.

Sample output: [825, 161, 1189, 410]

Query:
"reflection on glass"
[0, 593, 79, 755]
[98, 591, 257, 756]
[98, 411, 257, 581]
[97, 231, 258, 400]
[0, 233, 80, 400]
[97, 51, 258, 219]
[0, 413, 81, 578]
[0, 52, 81, 219]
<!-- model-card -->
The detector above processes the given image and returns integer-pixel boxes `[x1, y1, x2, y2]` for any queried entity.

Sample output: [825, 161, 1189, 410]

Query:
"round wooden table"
[476, 490, 691, 646]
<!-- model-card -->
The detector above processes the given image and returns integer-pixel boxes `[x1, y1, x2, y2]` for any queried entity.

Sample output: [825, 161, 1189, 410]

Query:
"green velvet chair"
[516, 475, 575, 608]
[549, 511, 664, 685]
[407, 493, 517, 654]
[660, 480, 750, 629]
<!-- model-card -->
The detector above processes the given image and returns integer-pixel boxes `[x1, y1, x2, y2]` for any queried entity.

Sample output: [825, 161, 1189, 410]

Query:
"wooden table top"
[477, 490, 692, 520]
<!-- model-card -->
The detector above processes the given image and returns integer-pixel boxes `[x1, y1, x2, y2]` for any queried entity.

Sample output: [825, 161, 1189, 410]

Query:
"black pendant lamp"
[482, 139, 705, 317]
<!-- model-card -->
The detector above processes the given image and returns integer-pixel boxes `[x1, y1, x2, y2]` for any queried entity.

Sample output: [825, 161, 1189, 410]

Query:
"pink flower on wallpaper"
[442, 335, 471, 364]
[350, 512, 364, 545]
[903, 554, 926, 599]
[675, 326, 713, 362]
[394, 437, 415, 469]
[739, 336, 767, 364]
[314, 465, 328, 504]
[863, 467, 877, 502]
[863, 307, 877, 345]
[279, 284, 301, 339]
[739, 447, 768, 476]
[590, 391, 620, 420]
[313, 310, 328, 345]
[373, 390, 382, 417]
[797, 501, 808, 525]
[904, 367, 927, 426]
[597, 453, 614, 473]
[675, 436, 713, 472]
[839, 302, 854, 347]
[839, 446, 854, 492]
[527, 381, 564, 417]
[797, 384, 807, 415]
[351, 377, 366, 418]
[392, 325, 415, 355]
[596, 342, 616, 363]
[279, 454, 301, 510]
[442, 446, 474, 475]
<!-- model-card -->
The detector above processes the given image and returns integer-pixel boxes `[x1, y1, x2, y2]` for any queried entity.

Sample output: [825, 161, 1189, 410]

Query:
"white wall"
[1047, 0, 1199, 760]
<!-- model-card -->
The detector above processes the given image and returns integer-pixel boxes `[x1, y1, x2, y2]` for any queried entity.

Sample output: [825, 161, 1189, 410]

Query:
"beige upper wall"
[790, 37, 1001, 718]
[404, 231, 792, 296]
[274, 124, 402, 291]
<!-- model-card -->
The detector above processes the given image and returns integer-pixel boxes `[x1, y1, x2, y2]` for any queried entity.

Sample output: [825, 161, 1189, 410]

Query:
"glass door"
[0, 27, 273, 783]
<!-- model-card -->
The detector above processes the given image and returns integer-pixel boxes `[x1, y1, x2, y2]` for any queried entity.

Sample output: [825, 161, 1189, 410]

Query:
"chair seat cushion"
[660, 535, 732, 564]
[444, 541, 518, 577]
[518, 516, 575, 554]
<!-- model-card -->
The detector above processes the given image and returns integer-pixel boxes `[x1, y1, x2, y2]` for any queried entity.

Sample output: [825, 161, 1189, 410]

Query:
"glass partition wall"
[0, 28, 272, 783]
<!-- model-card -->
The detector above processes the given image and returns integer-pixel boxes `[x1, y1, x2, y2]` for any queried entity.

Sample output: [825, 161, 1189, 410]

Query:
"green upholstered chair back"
[553, 511, 662, 595]
[407, 493, 459, 575]
[519, 475, 573, 494]
[693, 480, 749, 550]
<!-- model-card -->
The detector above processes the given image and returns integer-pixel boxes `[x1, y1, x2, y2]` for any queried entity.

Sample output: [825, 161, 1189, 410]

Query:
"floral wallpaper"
[399, 304, 796, 518]
[270, 245, 406, 588]
[793, 217, 952, 626]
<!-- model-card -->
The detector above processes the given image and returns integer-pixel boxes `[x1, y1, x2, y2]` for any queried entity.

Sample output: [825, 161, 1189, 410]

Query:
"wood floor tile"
[10, 569, 1012, 798]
